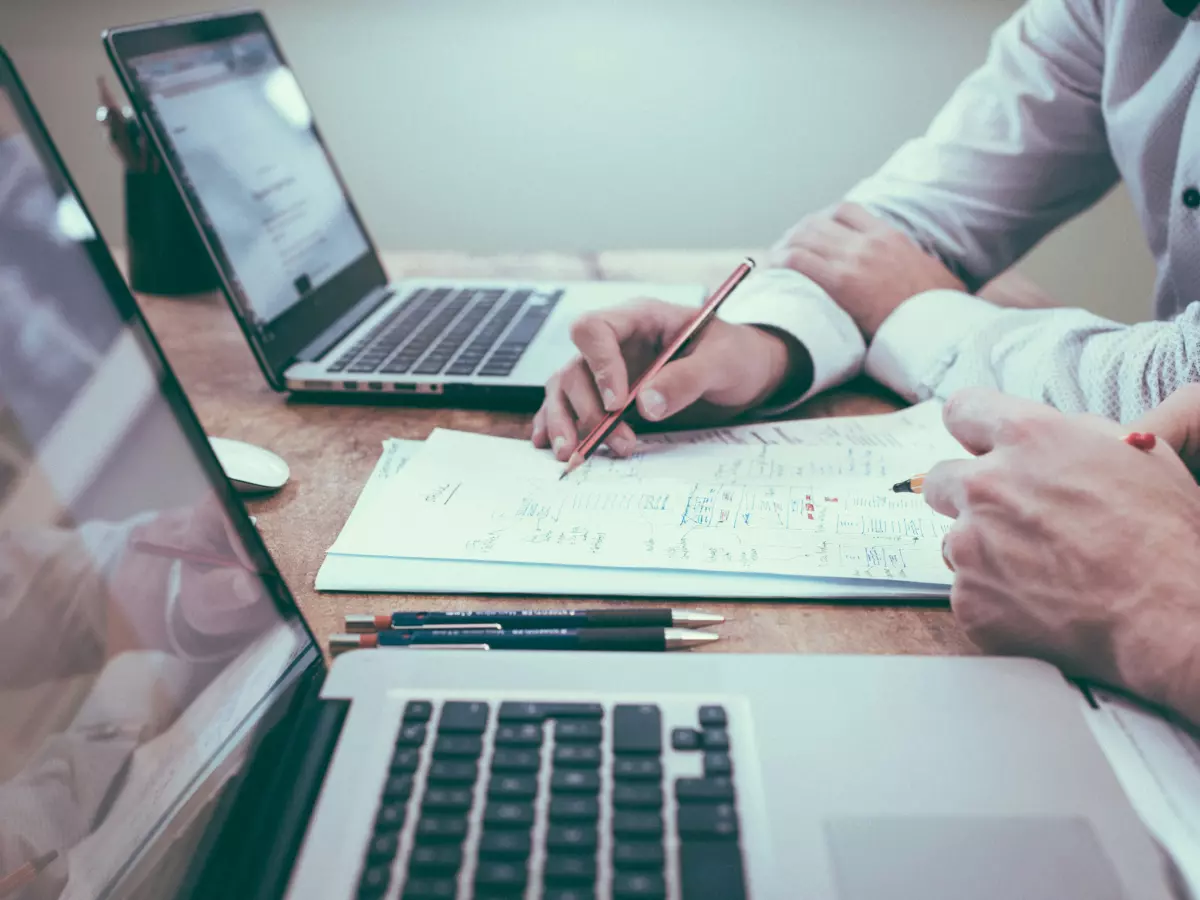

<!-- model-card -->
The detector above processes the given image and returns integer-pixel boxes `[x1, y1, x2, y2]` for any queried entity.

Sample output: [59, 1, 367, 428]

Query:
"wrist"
[1114, 586, 1200, 728]
[750, 326, 814, 409]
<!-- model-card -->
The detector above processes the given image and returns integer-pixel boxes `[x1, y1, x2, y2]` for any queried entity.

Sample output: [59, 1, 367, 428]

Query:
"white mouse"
[209, 437, 290, 494]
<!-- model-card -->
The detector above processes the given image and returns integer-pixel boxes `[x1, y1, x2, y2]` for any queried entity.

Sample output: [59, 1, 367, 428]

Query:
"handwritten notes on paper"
[330, 406, 966, 587]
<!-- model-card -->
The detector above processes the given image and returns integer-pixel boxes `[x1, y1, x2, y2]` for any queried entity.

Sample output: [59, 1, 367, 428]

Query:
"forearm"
[867, 292, 1200, 421]
[843, 0, 1116, 289]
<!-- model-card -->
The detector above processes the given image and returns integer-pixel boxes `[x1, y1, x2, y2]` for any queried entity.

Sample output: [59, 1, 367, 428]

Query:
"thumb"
[636, 354, 717, 422]
[1129, 384, 1200, 472]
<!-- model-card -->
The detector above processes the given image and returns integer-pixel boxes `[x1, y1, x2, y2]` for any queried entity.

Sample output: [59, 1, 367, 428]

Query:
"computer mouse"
[208, 437, 290, 494]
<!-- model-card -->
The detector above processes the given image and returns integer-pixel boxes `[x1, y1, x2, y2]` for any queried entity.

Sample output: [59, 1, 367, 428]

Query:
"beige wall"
[1, 0, 1156, 323]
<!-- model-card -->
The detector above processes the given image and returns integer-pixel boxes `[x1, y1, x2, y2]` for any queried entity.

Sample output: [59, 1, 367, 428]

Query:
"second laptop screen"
[127, 32, 371, 328]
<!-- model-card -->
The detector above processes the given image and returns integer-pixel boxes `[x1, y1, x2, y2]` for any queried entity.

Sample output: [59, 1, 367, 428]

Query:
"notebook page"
[330, 429, 959, 585]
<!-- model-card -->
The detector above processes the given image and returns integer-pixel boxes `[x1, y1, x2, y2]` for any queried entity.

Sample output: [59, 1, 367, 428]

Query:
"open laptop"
[0, 49, 1185, 900]
[101, 10, 703, 404]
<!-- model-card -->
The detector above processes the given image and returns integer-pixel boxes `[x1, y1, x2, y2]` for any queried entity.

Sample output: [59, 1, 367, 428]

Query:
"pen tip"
[672, 610, 725, 627]
[891, 480, 912, 494]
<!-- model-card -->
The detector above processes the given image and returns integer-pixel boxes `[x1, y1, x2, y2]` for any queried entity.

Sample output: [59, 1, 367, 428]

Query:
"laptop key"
[612, 871, 667, 899]
[544, 889, 595, 900]
[550, 796, 600, 822]
[495, 723, 543, 747]
[703, 753, 733, 777]
[613, 811, 664, 839]
[475, 860, 528, 890]
[556, 720, 603, 743]
[427, 760, 478, 785]
[551, 769, 600, 794]
[404, 700, 433, 723]
[489, 773, 539, 799]
[491, 748, 541, 772]
[497, 702, 603, 722]
[478, 830, 533, 859]
[357, 865, 391, 898]
[671, 729, 702, 751]
[366, 832, 398, 863]
[676, 803, 738, 840]
[401, 877, 458, 899]
[383, 773, 413, 800]
[433, 735, 483, 759]
[698, 705, 727, 728]
[613, 758, 662, 781]
[546, 824, 599, 852]
[543, 854, 597, 884]
[554, 745, 602, 768]
[678, 840, 747, 900]
[484, 802, 536, 828]
[408, 844, 463, 873]
[415, 816, 469, 843]
[422, 787, 473, 812]
[701, 729, 730, 751]
[612, 841, 664, 869]
[613, 705, 663, 755]
[613, 783, 663, 809]
[374, 803, 407, 832]
[675, 778, 734, 803]
[396, 723, 427, 746]
[438, 701, 489, 734]
[391, 748, 421, 773]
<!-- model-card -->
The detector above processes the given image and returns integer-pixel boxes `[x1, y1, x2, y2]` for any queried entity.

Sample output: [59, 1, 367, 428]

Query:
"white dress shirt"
[721, 0, 1200, 421]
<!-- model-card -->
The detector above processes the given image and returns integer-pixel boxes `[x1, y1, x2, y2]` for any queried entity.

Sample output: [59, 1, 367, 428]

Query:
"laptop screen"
[119, 26, 376, 356]
[0, 69, 314, 900]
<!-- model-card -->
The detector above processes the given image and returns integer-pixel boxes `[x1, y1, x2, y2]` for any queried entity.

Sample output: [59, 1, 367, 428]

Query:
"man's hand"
[533, 299, 804, 460]
[769, 202, 966, 338]
[922, 387, 1200, 727]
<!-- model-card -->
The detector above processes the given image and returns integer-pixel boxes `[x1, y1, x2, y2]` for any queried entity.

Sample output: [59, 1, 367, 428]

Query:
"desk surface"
[135, 250, 977, 658]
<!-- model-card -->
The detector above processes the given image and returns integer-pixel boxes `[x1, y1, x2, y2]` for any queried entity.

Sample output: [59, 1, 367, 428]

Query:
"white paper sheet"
[328, 415, 964, 586]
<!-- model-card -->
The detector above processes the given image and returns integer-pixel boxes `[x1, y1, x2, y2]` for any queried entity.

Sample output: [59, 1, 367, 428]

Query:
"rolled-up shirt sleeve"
[867, 289, 1200, 421]
[719, 268, 866, 414]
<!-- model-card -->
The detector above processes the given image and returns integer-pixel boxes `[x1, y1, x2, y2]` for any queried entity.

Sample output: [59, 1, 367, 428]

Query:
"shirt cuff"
[865, 289, 1005, 402]
[718, 268, 866, 414]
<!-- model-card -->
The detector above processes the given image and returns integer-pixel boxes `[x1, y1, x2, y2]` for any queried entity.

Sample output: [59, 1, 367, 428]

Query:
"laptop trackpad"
[826, 817, 1125, 900]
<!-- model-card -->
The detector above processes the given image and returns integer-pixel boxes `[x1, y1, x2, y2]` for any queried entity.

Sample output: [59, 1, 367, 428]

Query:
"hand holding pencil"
[534, 258, 805, 465]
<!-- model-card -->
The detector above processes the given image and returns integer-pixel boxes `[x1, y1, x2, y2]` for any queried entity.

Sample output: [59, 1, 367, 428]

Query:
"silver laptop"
[0, 47, 1181, 900]
[103, 10, 702, 403]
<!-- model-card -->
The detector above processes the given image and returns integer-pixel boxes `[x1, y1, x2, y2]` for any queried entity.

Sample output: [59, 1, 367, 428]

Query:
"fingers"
[1130, 383, 1200, 471]
[920, 458, 976, 519]
[637, 354, 717, 423]
[941, 388, 1059, 455]
[570, 301, 692, 411]
[774, 244, 837, 288]
[538, 364, 637, 460]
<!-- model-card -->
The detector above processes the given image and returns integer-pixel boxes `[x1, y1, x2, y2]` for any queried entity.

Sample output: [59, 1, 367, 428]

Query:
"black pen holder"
[125, 167, 220, 297]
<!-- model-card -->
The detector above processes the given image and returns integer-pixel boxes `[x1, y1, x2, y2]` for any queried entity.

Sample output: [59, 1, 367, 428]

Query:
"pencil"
[131, 539, 252, 571]
[561, 257, 757, 479]
[0, 850, 58, 898]
[891, 431, 1159, 495]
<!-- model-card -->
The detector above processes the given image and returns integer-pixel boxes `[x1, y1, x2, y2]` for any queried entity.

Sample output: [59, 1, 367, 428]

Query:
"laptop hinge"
[182, 660, 349, 900]
[294, 285, 395, 363]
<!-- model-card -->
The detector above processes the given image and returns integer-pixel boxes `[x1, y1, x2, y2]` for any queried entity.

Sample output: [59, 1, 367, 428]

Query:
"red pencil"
[0, 850, 58, 898]
[561, 257, 757, 479]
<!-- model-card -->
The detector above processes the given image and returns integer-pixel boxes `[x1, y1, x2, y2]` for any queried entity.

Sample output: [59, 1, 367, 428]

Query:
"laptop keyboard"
[326, 287, 563, 379]
[356, 700, 748, 899]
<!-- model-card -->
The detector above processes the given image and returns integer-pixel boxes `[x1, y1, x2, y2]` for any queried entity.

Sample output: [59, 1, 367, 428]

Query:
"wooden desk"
[135, 250, 976, 657]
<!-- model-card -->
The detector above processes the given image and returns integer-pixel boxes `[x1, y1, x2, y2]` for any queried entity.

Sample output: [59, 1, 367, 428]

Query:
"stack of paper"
[317, 402, 970, 600]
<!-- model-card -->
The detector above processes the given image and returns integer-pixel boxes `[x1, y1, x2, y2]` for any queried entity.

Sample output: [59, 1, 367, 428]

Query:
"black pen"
[344, 609, 724, 632]
[329, 627, 718, 653]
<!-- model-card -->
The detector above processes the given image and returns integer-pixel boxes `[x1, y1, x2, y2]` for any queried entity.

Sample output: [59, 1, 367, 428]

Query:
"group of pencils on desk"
[97, 76, 155, 172]
[329, 609, 725, 654]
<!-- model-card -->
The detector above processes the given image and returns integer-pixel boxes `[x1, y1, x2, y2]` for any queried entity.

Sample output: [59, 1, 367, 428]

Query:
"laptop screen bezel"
[104, 10, 390, 388]
[0, 41, 328, 892]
